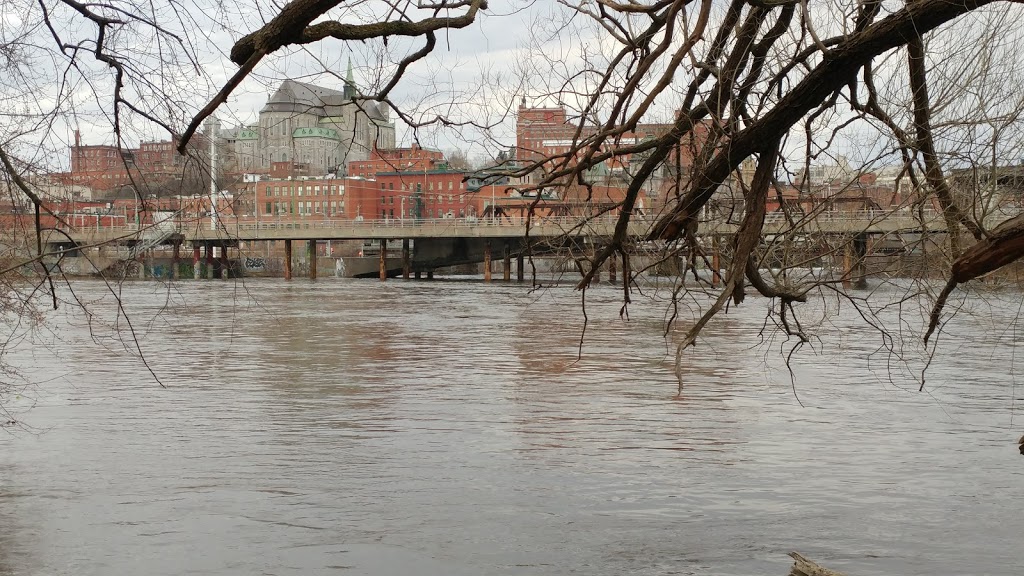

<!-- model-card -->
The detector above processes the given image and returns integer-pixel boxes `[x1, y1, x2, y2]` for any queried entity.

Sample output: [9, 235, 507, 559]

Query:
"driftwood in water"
[788, 552, 848, 576]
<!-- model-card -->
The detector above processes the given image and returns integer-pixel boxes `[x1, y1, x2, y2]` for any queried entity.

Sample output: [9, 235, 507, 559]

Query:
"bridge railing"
[210, 214, 631, 232]
[54, 206, 999, 241]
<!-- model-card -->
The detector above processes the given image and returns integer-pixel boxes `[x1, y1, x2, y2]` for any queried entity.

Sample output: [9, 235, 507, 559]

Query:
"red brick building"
[514, 102, 710, 211]
[60, 130, 211, 193]
[253, 145, 505, 222]
[349, 145, 445, 177]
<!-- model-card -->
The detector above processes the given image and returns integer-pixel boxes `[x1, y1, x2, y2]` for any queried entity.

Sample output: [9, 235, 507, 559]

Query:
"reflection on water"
[2, 278, 1024, 575]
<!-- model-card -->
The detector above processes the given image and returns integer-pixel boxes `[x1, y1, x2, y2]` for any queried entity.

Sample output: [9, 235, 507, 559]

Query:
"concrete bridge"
[44, 208, 992, 281]
[57, 208, 957, 245]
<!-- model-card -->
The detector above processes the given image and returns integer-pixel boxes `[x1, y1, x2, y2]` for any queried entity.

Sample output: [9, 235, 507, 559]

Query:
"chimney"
[74, 129, 80, 147]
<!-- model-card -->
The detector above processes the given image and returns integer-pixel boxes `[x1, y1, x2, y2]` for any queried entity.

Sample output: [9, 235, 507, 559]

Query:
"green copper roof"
[237, 128, 259, 140]
[292, 126, 340, 139]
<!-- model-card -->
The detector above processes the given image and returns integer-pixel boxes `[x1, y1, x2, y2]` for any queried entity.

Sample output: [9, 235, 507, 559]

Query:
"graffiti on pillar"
[335, 258, 346, 277]
[244, 257, 266, 271]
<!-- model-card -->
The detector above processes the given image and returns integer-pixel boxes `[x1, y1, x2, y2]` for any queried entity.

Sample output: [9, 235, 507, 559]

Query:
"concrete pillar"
[415, 270, 422, 279]
[608, 254, 617, 283]
[402, 239, 410, 280]
[843, 242, 853, 290]
[516, 254, 524, 282]
[379, 239, 387, 281]
[308, 239, 317, 280]
[219, 244, 230, 279]
[205, 244, 215, 279]
[284, 239, 293, 280]
[193, 245, 201, 279]
[711, 236, 722, 288]
[503, 242, 511, 282]
[484, 241, 492, 283]
[427, 270, 434, 280]
[854, 232, 869, 289]
[623, 251, 631, 288]
[171, 242, 180, 280]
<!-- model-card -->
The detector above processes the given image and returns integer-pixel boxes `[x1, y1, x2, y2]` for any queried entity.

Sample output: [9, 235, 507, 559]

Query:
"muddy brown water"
[1, 278, 1022, 575]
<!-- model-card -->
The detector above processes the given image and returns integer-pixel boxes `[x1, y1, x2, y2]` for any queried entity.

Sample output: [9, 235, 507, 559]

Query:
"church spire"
[344, 57, 355, 99]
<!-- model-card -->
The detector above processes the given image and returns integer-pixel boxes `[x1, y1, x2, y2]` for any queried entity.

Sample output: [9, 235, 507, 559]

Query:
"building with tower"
[225, 62, 396, 176]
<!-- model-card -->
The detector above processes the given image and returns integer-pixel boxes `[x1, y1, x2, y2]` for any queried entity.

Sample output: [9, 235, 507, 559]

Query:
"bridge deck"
[50, 209, 983, 246]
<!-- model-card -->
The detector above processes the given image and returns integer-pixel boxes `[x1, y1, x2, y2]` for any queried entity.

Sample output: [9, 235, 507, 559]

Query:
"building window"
[265, 202, 272, 215]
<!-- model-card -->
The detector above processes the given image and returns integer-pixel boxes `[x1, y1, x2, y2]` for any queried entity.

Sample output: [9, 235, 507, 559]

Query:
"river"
[1, 278, 1022, 575]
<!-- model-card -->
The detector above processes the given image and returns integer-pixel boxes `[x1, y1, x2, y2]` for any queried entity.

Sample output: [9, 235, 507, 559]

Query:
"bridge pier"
[193, 245, 201, 279]
[219, 244, 229, 279]
[402, 239, 410, 280]
[427, 269, 434, 280]
[284, 240, 293, 280]
[623, 251, 631, 289]
[517, 254, 524, 282]
[308, 240, 317, 280]
[608, 254, 617, 283]
[484, 241, 492, 283]
[711, 236, 722, 288]
[171, 242, 180, 280]
[379, 239, 387, 281]
[415, 270, 422, 280]
[842, 233, 870, 290]
[205, 244, 215, 279]
[503, 242, 511, 282]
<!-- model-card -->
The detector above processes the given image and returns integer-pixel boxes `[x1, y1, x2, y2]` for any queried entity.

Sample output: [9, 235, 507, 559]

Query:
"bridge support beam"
[193, 245, 201, 279]
[427, 269, 434, 280]
[402, 239, 410, 280]
[171, 242, 180, 280]
[379, 239, 387, 281]
[517, 254, 524, 282]
[219, 244, 229, 279]
[415, 270, 422, 279]
[711, 236, 722, 288]
[484, 241, 492, 283]
[308, 240, 317, 280]
[623, 251, 631, 290]
[284, 240, 293, 280]
[842, 234, 870, 290]
[205, 244, 215, 279]
[503, 242, 511, 282]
